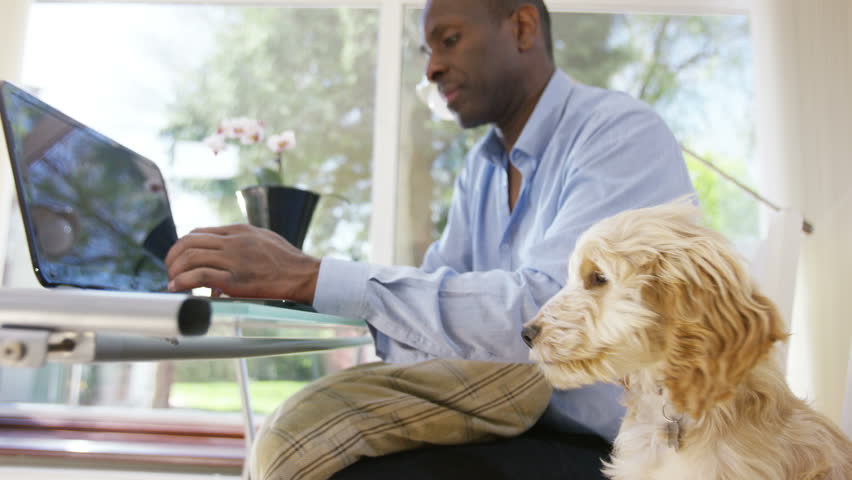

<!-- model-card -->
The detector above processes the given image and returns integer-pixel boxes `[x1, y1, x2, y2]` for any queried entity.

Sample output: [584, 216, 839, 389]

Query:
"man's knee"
[249, 364, 394, 479]
[249, 360, 552, 479]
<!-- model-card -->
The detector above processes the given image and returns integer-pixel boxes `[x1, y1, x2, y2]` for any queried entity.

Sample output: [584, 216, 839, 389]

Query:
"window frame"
[0, 0, 751, 267]
[0, 0, 753, 471]
[0, 403, 246, 472]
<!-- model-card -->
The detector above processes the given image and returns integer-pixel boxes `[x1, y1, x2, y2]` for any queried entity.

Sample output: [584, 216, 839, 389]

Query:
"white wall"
[0, 0, 30, 87]
[752, 0, 852, 422]
[0, 0, 32, 282]
[0, 467, 237, 480]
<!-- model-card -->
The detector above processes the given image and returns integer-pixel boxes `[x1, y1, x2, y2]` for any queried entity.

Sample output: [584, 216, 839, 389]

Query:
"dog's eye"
[591, 271, 607, 286]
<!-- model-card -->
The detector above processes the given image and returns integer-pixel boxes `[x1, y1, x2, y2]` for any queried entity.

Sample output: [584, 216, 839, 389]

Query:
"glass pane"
[1, 2, 378, 413]
[396, 9, 757, 266]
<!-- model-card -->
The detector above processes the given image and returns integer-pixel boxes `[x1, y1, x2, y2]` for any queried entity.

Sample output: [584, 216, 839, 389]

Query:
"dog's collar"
[662, 403, 683, 451]
[626, 383, 685, 451]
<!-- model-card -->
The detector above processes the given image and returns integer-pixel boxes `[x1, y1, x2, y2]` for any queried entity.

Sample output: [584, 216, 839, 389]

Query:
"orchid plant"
[203, 117, 296, 186]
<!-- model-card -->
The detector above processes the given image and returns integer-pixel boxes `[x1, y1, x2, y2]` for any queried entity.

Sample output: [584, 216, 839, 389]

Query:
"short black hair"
[486, 0, 553, 59]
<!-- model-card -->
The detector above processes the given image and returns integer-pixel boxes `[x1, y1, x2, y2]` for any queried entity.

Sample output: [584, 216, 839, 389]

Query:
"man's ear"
[512, 4, 541, 52]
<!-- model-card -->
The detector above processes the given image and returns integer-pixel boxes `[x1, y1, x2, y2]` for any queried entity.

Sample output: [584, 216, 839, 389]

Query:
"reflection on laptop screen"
[0, 81, 177, 291]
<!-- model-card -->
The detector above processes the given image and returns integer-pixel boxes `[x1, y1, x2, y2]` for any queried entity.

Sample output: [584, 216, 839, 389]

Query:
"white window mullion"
[368, 0, 403, 265]
[0, 0, 32, 283]
[544, 0, 750, 15]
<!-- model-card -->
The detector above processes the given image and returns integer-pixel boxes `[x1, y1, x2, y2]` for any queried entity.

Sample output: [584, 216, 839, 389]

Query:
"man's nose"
[425, 53, 446, 82]
[521, 324, 541, 348]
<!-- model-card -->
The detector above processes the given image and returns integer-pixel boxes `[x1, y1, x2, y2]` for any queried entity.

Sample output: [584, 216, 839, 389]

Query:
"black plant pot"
[237, 185, 320, 249]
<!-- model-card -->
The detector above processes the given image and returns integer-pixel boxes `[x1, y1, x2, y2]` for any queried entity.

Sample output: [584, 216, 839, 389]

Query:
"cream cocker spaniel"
[522, 201, 852, 479]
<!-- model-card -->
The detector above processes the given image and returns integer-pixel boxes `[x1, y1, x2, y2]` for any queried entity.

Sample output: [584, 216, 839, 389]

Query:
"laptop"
[0, 80, 312, 311]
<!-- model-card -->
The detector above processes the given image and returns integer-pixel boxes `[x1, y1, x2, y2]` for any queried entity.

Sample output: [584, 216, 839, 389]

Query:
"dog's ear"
[644, 235, 788, 418]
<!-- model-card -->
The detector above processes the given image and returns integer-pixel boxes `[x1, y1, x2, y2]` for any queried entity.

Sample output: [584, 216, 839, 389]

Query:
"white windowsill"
[0, 466, 238, 480]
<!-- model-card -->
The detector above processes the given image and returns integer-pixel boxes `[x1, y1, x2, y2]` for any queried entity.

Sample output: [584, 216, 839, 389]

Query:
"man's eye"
[443, 34, 460, 48]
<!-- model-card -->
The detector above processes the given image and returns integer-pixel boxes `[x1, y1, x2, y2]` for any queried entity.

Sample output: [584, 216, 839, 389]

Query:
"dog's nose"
[521, 324, 540, 348]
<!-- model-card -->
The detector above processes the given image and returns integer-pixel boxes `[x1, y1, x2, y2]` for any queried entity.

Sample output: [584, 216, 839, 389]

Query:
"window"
[0, 0, 757, 471]
[1, 1, 379, 449]
[395, 8, 758, 266]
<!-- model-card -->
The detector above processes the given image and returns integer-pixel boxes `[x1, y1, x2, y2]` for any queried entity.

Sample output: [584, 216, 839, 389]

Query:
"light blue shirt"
[314, 70, 694, 442]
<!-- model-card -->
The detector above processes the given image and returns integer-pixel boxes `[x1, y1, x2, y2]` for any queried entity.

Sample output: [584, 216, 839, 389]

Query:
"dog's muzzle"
[521, 324, 540, 348]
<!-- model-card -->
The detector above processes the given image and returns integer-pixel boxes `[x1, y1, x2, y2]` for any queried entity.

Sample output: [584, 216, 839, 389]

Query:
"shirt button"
[500, 244, 509, 252]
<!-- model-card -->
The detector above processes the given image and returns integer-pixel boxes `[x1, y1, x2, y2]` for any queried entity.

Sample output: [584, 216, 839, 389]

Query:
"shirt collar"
[480, 69, 574, 165]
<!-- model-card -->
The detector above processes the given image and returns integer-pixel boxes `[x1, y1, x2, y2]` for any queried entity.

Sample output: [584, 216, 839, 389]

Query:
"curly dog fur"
[523, 200, 852, 479]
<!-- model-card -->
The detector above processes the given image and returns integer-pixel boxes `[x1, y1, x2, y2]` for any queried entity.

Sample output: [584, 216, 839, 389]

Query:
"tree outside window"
[395, 10, 757, 267]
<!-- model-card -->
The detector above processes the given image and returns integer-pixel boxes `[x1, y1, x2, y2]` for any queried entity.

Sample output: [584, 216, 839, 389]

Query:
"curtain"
[751, 0, 852, 423]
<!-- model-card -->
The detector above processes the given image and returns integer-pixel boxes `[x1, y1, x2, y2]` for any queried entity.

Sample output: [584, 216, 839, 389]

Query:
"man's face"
[421, 0, 521, 128]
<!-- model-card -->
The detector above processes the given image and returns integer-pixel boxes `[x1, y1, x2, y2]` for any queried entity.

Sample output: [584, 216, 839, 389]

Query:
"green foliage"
[399, 12, 755, 259]
[164, 8, 756, 262]
[161, 7, 379, 259]
[254, 166, 283, 187]
[606, 15, 750, 106]
[685, 154, 759, 239]
[173, 353, 326, 383]
[552, 14, 635, 88]
[174, 358, 238, 383]
[170, 380, 310, 413]
[155, 8, 758, 390]
[610, 14, 756, 239]
[399, 11, 636, 244]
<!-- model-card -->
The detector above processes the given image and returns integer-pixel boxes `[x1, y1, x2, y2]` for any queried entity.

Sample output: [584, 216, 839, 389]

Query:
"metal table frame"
[0, 288, 371, 479]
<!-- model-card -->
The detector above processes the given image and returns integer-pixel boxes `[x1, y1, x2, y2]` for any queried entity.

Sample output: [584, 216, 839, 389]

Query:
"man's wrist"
[298, 256, 321, 305]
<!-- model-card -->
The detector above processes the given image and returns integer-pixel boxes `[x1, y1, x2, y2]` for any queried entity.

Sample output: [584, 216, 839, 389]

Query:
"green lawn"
[170, 380, 310, 414]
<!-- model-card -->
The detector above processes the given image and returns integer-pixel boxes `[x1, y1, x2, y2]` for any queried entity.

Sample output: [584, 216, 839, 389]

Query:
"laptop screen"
[0, 81, 177, 291]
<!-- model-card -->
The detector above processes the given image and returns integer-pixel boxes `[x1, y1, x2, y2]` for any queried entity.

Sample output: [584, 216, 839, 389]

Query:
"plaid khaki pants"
[250, 359, 552, 480]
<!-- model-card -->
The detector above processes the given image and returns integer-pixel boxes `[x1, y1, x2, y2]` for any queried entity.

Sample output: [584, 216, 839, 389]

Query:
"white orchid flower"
[266, 130, 296, 153]
[220, 116, 258, 141]
[240, 119, 265, 145]
[203, 133, 227, 154]
[219, 117, 244, 139]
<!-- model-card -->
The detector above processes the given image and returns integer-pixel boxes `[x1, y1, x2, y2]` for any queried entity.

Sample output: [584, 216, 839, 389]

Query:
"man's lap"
[251, 359, 554, 479]
[330, 422, 611, 480]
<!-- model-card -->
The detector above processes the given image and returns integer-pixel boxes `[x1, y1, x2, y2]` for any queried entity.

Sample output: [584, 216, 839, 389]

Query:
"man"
[166, 0, 694, 478]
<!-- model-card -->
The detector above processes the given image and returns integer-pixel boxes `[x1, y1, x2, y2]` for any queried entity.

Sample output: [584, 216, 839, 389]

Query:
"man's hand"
[165, 224, 320, 304]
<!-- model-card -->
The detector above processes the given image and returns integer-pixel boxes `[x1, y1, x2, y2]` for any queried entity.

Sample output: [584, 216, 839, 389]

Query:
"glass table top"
[210, 300, 366, 329]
